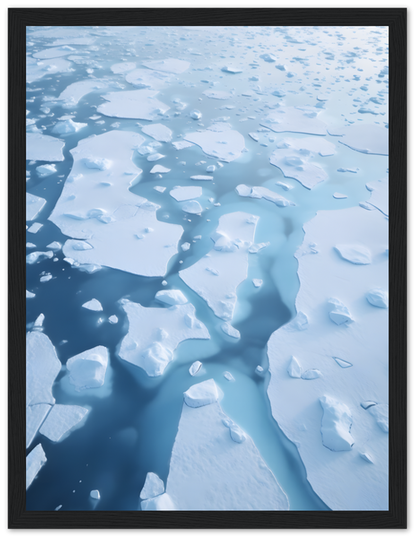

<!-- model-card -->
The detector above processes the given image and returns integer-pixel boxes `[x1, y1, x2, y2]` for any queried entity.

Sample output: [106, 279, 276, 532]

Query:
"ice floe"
[82, 299, 103, 311]
[26, 193, 46, 221]
[98, 89, 170, 120]
[165, 380, 289, 510]
[142, 123, 173, 143]
[27, 404, 52, 448]
[236, 184, 293, 207]
[155, 289, 188, 306]
[36, 164, 57, 177]
[170, 186, 202, 202]
[366, 177, 388, 216]
[267, 206, 388, 510]
[338, 124, 388, 155]
[182, 200, 203, 214]
[142, 58, 190, 74]
[27, 331, 61, 407]
[118, 299, 209, 377]
[26, 444, 47, 490]
[56, 79, 109, 108]
[66, 346, 109, 391]
[27, 133, 65, 162]
[179, 212, 258, 321]
[184, 124, 245, 163]
[140, 472, 165, 500]
[39, 404, 89, 442]
[261, 107, 327, 136]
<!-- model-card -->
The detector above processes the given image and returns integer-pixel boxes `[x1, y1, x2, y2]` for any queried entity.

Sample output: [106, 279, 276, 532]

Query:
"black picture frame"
[9, 7, 407, 529]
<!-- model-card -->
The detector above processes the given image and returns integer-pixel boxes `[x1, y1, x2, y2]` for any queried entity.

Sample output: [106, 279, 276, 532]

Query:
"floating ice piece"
[34, 313, 45, 328]
[118, 300, 209, 377]
[182, 200, 203, 214]
[26, 251, 53, 265]
[26, 290, 36, 299]
[189, 361, 202, 376]
[255, 365, 264, 376]
[27, 133, 65, 162]
[337, 167, 359, 173]
[147, 153, 165, 162]
[36, 164, 57, 177]
[170, 186, 202, 202]
[359, 452, 374, 464]
[328, 298, 354, 325]
[57, 79, 108, 107]
[179, 212, 258, 321]
[98, 89, 170, 120]
[275, 181, 293, 191]
[66, 345, 109, 391]
[154, 186, 166, 193]
[261, 107, 327, 136]
[190, 109, 202, 120]
[165, 393, 288, 510]
[150, 165, 170, 174]
[126, 68, 171, 89]
[203, 90, 233, 100]
[334, 244, 372, 265]
[39, 404, 89, 442]
[26, 444, 47, 490]
[236, 184, 292, 207]
[368, 404, 389, 433]
[142, 123, 173, 143]
[82, 299, 103, 311]
[52, 119, 87, 135]
[108, 315, 118, 324]
[221, 322, 240, 339]
[223, 371, 235, 382]
[27, 222, 43, 234]
[140, 472, 165, 500]
[319, 395, 354, 451]
[185, 126, 245, 163]
[221, 66, 243, 73]
[26, 192, 46, 221]
[339, 124, 388, 155]
[33, 45, 76, 59]
[333, 193, 347, 199]
[181, 242, 191, 251]
[260, 53, 277, 62]
[366, 177, 388, 216]
[366, 289, 388, 308]
[287, 356, 302, 378]
[26, 404, 52, 448]
[40, 274, 52, 283]
[190, 175, 213, 181]
[27, 56, 73, 84]
[301, 369, 322, 380]
[142, 58, 190, 74]
[155, 289, 188, 306]
[184, 379, 219, 408]
[252, 279, 263, 288]
[141, 493, 176, 510]
[172, 140, 194, 150]
[90, 490, 100, 500]
[206, 165, 216, 172]
[27, 331, 61, 406]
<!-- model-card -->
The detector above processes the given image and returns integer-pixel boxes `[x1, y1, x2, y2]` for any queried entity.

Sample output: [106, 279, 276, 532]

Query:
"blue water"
[26, 25, 388, 511]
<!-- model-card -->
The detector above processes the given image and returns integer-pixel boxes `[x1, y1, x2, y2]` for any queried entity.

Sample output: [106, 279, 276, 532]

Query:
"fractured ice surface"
[97, 89, 170, 120]
[39, 404, 89, 442]
[118, 299, 209, 377]
[236, 184, 293, 207]
[182, 200, 203, 214]
[338, 124, 388, 155]
[267, 206, 388, 510]
[26, 192, 46, 221]
[26, 404, 52, 448]
[125, 68, 171, 89]
[170, 186, 202, 202]
[261, 107, 327, 135]
[142, 58, 190, 74]
[165, 380, 289, 510]
[366, 177, 388, 216]
[142, 123, 173, 142]
[26, 444, 47, 490]
[57, 79, 109, 107]
[36, 164, 57, 177]
[179, 212, 258, 321]
[66, 345, 109, 391]
[49, 130, 183, 276]
[27, 331, 61, 407]
[184, 123, 245, 163]
[27, 133, 65, 162]
[141, 493, 176, 510]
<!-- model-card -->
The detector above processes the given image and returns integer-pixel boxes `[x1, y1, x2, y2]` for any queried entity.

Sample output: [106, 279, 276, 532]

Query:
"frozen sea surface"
[26, 24, 388, 511]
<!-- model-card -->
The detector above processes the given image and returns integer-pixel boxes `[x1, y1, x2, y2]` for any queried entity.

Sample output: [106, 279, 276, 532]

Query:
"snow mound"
[335, 244, 372, 265]
[319, 395, 354, 451]
[184, 379, 219, 408]
[366, 289, 388, 308]
[155, 289, 188, 306]
[66, 345, 109, 391]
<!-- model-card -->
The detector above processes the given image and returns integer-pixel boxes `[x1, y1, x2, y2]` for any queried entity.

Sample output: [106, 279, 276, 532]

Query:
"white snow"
[27, 223, 43, 234]
[26, 193, 46, 221]
[27, 133, 65, 162]
[66, 345, 109, 391]
[26, 404, 52, 448]
[203, 90, 233, 100]
[190, 175, 213, 181]
[26, 444, 47, 490]
[170, 186, 202, 202]
[82, 299, 103, 311]
[252, 279, 263, 288]
[118, 299, 209, 377]
[57, 79, 108, 108]
[334, 244, 372, 265]
[140, 472, 165, 500]
[98, 89, 170, 120]
[125, 68, 171, 89]
[142, 58, 190, 74]
[52, 119, 87, 135]
[155, 289, 188, 306]
[165, 380, 289, 510]
[189, 361, 203, 376]
[36, 164, 57, 177]
[142, 123, 173, 143]
[339, 124, 388, 155]
[185, 124, 245, 162]
[27, 331, 61, 407]
[141, 493, 176, 510]
[39, 404, 89, 442]
[150, 165, 170, 174]
[366, 289, 388, 309]
[236, 184, 293, 207]
[220, 322, 240, 339]
[182, 200, 203, 214]
[108, 315, 119, 324]
[267, 205, 388, 510]
[319, 395, 354, 451]
[179, 212, 258, 321]
[261, 107, 327, 136]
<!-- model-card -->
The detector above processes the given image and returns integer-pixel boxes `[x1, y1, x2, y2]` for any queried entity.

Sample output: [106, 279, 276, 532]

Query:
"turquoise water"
[26, 25, 388, 511]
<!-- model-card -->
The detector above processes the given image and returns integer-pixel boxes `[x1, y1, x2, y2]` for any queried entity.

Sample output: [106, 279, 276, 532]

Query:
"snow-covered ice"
[185, 124, 245, 162]
[98, 89, 170, 120]
[142, 58, 190, 74]
[142, 123, 173, 143]
[236, 184, 293, 207]
[66, 345, 109, 391]
[27, 331, 61, 407]
[155, 289, 188, 306]
[27, 133, 65, 162]
[261, 107, 327, 136]
[39, 404, 89, 442]
[140, 472, 165, 500]
[82, 299, 103, 311]
[26, 193, 46, 221]
[170, 186, 202, 202]
[26, 444, 47, 490]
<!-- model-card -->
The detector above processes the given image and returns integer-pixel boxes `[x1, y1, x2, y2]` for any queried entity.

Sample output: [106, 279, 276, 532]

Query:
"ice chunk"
[90, 490, 100, 500]
[150, 165, 170, 174]
[220, 322, 240, 339]
[368, 404, 389, 433]
[189, 361, 202, 376]
[333, 193, 347, 199]
[52, 119, 87, 135]
[252, 279, 263, 288]
[36, 164, 57, 177]
[319, 395, 354, 451]
[27, 331, 61, 406]
[26, 192, 46, 221]
[118, 300, 209, 376]
[66, 345, 109, 391]
[334, 244, 372, 265]
[328, 298, 354, 325]
[142, 123, 173, 143]
[190, 109, 202, 120]
[182, 200, 203, 214]
[185, 127, 245, 162]
[172, 140, 194, 150]
[140, 472, 165, 500]
[184, 379, 219, 408]
[261, 107, 327, 136]
[26, 444, 47, 490]
[141, 493, 176, 510]
[27, 222, 43, 234]
[26, 290, 36, 299]
[301, 369, 322, 380]
[82, 298, 103, 311]
[27, 133, 65, 162]
[155, 289, 188, 306]
[108, 315, 118, 324]
[26, 404, 52, 448]
[359, 452, 374, 464]
[190, 175, 213, 181]
[366, 289, 388, 308]
[181, 242, 191, 251]
[39, 404, 89, 442]
[170, 186, 202, 202]
[142, 58, 190, 74]
[339, 124, 388, 155]
[57, 79, 108, 107]
[26, 251, 53, 264]
[287, 356, 302, 378]
[236, 184, 292, 207]
[98, 89, 170, 120]
[223, 371, 235, 382]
